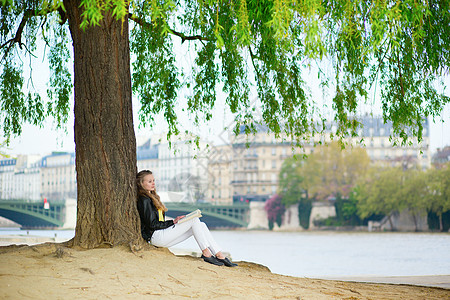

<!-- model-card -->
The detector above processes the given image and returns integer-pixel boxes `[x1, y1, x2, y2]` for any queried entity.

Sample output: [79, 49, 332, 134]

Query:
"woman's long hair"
[136, 170, 167, 212]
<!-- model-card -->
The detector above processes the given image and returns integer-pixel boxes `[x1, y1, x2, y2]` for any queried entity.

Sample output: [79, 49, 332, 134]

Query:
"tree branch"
[248, 45, 263, 81]
[0, 9, 33, 51]
[0, 7, 59, 62]
[128, 13, 210, 43]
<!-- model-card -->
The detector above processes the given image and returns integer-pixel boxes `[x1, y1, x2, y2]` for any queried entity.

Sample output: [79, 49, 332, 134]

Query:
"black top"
[136, 195, 174, 241]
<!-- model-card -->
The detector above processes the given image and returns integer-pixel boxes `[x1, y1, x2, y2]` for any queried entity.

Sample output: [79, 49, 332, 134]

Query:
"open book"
[178, 209, 202, 224]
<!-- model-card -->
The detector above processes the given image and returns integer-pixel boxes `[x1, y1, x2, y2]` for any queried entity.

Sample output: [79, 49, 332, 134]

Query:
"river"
[1, 228, 449, 278]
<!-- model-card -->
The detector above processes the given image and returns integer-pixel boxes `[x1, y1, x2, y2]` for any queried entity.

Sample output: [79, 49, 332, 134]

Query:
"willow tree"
[1, 0, 449, 248]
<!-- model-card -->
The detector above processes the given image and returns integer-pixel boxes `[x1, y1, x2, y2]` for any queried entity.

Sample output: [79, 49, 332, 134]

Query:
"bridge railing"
[0, 199, 66, 228]
[165, 202, 250, 227]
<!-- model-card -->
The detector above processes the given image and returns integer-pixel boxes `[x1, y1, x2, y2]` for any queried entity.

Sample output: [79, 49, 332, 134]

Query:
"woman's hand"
[173, 215, 185, 224]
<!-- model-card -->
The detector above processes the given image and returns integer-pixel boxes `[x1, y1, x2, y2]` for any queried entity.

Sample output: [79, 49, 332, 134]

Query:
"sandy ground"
[0, 242, 449, 300]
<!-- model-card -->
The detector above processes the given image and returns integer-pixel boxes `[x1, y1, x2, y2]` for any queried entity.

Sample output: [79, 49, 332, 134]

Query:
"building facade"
[136, 138, 159, 175]
[431, 146, 450, 168]
[157, 133, 209, 202]
[0, 116, 433, 205]
[351, 117, 430, 169]
[0, 155, 41, 201]
[206, 144, 233, 204]
[137, 133, 209, 202]
[40, 152, 77, 201]
[229, 125, 312, 204]
[206, 116, 431, 204]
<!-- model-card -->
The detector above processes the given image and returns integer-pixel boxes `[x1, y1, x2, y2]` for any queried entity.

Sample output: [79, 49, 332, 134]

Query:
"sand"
[0, 242, 449, 300]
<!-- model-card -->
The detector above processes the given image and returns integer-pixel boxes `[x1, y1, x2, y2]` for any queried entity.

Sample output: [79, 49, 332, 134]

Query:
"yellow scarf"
[158, 209, 164, 221]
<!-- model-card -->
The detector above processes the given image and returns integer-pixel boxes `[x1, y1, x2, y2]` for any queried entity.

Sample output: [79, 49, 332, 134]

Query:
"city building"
[206, 144, 233, 204]
[431, 146, 450, 168]
[205, 116, 431, 204]
[40, 152, 76, 201]
[0, 155, 41, 200]
[138, 133, 209, 202]
[137, 138, 159, 174]
[228, 124, 313, 204]
[350, 116, 430, 169]
[0, 116, 432, 206]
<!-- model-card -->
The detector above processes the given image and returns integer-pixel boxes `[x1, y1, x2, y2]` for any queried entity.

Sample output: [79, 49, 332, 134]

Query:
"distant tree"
[356, 165, 450, 231]
[1, 0, 449, 248]
[278, 157, 305, 206]
[356, 167, 404, 230]
[426, 163, 450, 232]
[303, 142, 370, 201]
[333, 192, 363, 226]
[278, 142, 370, 227]
[399, 169, 429, 231]
[278, 156, 312, 228]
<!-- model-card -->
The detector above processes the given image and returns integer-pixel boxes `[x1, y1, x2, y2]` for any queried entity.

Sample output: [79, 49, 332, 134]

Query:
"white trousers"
[150, 217, 222, 255]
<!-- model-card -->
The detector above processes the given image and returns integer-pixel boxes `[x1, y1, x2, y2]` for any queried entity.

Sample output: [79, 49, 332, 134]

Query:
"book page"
[178, 209, 202, 224]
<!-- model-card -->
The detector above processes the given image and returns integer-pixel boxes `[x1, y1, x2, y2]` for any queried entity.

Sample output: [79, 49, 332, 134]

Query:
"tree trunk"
[388, 214, 395, 231]
[411, 211, 419, 232]
[64, 0, 141, 248]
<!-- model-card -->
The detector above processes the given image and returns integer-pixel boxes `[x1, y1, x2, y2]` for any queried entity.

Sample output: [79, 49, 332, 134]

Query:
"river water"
[1, 228, 449, 278]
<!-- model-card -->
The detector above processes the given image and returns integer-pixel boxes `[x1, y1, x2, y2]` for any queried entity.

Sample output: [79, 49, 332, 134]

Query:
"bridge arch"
[0, 201, 64, 228]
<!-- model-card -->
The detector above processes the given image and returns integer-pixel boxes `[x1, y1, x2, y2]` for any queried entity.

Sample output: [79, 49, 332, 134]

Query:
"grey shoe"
[201, 255, 224, 266]
[216, 257, 238, 267]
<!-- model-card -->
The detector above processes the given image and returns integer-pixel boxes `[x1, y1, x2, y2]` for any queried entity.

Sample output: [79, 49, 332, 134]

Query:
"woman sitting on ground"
[136, 170, 237, 267]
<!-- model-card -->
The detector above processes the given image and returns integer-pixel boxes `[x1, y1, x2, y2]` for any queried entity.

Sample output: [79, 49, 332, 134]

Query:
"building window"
[272, 160, 276, 169]
[272, 148, 276, 156]
[271, 173, 276, 183]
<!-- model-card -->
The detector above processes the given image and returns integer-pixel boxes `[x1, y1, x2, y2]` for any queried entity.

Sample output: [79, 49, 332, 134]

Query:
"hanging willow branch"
[128, 13, 209, 43]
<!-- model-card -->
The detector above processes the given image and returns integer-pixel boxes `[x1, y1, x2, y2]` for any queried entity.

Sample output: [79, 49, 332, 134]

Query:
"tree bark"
[64, 0, 141, 248]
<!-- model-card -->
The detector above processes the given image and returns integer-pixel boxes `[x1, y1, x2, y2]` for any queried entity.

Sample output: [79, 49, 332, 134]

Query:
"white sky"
[2, 32, 450, 157]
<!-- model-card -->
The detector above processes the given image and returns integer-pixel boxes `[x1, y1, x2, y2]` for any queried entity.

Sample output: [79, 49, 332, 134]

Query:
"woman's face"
[141, 174, 156, 192]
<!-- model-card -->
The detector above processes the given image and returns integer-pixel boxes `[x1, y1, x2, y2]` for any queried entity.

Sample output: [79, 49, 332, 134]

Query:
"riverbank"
[0, 241, 449, 299]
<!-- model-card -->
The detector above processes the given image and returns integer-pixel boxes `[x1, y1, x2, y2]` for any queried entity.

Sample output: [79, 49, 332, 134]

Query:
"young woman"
[136, 170, 237, 267]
